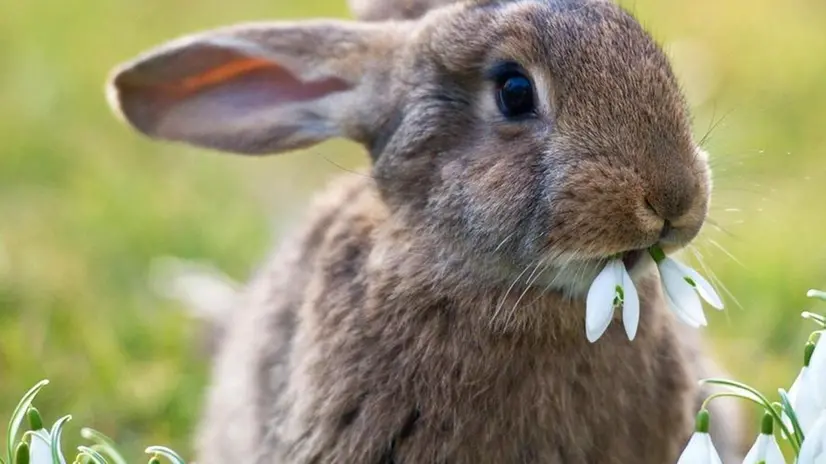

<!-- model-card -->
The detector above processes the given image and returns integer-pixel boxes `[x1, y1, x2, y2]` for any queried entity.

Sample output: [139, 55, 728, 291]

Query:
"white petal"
[743, 433, 786, 464]
[665, 292, 702, 327]
[672, 259, 724, 310]
[787, 367, 822, 434]
[677, 432, 723, 464]
[808, 341, 826, 409]
[29, 429, 53, 464]
[585, 260, 621, 343]
[660, 259, 707, 327]
[621, 264, 640, 341]
[799, 412, 826, 464]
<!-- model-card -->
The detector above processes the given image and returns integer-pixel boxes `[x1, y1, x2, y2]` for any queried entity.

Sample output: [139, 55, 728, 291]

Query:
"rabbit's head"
[107, 0, 710, 297]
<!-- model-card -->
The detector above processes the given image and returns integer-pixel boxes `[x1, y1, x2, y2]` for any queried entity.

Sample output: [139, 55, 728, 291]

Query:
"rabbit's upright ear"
[106, 21, 405, 154]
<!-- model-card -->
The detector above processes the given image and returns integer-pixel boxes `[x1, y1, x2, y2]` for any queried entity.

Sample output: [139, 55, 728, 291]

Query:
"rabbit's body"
[198, 175, 700, 463]
[106, 0, 744, 462]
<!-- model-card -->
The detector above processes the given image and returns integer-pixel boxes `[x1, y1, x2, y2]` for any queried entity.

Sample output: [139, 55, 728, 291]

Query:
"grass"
[1, 0, 825, 458]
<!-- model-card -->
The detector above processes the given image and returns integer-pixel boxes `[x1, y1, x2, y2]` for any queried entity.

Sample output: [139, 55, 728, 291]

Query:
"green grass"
[1, 0, 825, 458]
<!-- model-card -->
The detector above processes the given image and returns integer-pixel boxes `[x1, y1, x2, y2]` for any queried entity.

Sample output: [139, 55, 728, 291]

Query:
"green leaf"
[778, 388, 805, 446]
[80, 429, 126, 464]
[144, 446, 186, 464]
[6, 379, 49, 464]
[50, 415, 72, 464]
[76, 446, 108, 464]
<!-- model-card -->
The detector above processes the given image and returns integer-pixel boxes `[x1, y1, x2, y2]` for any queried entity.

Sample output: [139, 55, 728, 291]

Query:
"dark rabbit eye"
[490, 63, 536, 119]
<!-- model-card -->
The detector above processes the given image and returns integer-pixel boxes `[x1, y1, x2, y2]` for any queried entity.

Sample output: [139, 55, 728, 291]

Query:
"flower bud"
[805, 342, 816, 367]
[27, 407, 43, 431]
[695, 409, 710, 433]
[760, 412, 774, 435]
[14, 442, 30, 464]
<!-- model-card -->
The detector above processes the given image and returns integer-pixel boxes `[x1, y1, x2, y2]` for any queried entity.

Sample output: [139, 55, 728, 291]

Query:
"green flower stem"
[699, 379, 801, 455]
[648, 245, 666, 263]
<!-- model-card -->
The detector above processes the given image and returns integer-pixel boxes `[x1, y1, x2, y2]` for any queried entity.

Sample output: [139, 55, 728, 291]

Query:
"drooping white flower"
[585, 258, 639, 343]
[786, 343, 822, 434]
[809, 337, 826, 409]
[743, 413, 785, 464]
[798, 411, 826, 464]
[677, 410, 723, 464]
[649, 247, 723, 327]
[27, 429, 53, 464]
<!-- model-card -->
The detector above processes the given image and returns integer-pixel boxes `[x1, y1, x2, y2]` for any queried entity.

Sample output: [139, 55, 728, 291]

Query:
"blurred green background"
[1, 0, 825, 458]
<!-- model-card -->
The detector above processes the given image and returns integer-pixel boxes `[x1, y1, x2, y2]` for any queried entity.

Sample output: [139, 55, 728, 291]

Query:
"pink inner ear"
[172, 59, 351, 105]
[115, 54, 353, 144]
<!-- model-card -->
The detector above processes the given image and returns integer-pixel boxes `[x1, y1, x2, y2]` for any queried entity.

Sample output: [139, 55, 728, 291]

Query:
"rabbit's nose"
[643, 174, 698, 226]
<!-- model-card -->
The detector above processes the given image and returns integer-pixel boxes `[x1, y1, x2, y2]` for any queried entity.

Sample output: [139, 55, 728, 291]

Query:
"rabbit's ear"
[106, 21, 404, 155]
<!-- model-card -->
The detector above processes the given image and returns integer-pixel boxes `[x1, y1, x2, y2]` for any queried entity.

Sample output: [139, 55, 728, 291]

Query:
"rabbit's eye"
[496, 73, 535, 118]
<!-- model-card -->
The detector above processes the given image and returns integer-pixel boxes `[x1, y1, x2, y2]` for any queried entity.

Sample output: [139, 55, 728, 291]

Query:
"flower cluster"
[2, 380, 186, 464]
[586, 245, 724, 342]
[677, 290, 826, 464]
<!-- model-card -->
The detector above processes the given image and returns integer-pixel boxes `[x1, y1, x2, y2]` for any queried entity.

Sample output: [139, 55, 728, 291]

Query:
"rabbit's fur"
[106, 0, 743, 462]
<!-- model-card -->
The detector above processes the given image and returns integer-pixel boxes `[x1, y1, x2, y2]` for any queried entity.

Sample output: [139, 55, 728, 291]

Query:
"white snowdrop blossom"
[799, 411, 826, 464]
[786, 343, 822, 434]
[743, 413, 785, 464]
[649, 246, 723, 327]
[677, 410, 723, 464]
[27, 429, 53, 464]
[585, 258, 639, 343]
[808, 337, 826, 410]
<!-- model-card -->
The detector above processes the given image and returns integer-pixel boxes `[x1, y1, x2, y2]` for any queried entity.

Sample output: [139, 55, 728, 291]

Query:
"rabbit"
[105, 0, 745, 462]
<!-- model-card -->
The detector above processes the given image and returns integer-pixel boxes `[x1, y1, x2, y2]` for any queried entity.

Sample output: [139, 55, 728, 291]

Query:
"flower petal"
[677, 432, 722, 464]
[743, 433, 786, 464]
[29, 429, 53, 464]
[673, 260, 724, 310]
[799, 412, 826, 464]
[808, 341, 826, 409]
[585, 260, 620, 343]
[660, 259, 707, 327]
[621, 264, 640, 341]
[787, 367, 821, 434]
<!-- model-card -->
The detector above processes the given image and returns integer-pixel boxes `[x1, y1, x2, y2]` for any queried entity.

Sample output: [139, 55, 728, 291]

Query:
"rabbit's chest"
[392, 338, 694, 463]
[281, 320, 696, 464]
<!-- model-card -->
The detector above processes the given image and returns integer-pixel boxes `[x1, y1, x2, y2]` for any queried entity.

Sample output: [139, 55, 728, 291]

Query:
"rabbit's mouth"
[621, 249, 646, 271]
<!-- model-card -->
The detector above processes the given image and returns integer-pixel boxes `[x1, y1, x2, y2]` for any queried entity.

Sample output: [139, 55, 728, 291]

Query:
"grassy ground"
[1, 0, 825, 458]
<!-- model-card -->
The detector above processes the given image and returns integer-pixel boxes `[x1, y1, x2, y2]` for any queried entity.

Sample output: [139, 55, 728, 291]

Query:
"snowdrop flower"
[809, 337, 826, 409]
[798, 411, 826, 464]
[786, 343, 821, 434]
[743, 413, 785, 464]
[25, 407, 52, 464]
[677, 409, 723, 464]
[585, 258, 639, 342]
[649, 246, 723, 327]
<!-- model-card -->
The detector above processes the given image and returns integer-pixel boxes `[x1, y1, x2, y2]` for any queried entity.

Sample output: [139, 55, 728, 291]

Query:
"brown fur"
[106, 0, 743, 462]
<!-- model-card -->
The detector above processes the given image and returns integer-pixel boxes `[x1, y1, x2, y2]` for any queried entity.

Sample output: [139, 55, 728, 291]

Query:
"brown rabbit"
[106, 0, 743, 462]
